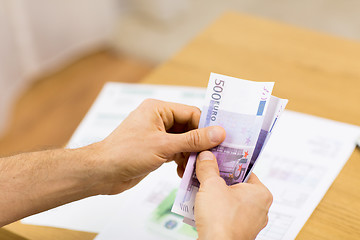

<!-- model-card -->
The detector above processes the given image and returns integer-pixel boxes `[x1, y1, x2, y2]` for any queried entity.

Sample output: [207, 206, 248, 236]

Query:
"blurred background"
[1, 0, 360, 156]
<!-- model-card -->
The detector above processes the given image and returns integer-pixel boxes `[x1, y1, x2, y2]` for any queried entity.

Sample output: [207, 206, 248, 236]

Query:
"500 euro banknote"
[172, 73, 288, 222]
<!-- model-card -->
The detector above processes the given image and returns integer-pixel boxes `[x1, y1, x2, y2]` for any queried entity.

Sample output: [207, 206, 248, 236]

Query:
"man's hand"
[0, 99, 225, 227]
[87, 99, 226, 195]
[194, 151, 273, 240]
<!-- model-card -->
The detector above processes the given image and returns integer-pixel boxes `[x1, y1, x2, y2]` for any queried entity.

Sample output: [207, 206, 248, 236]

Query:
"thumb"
[195, 151, 220, 184]
[169, 126, 225, 153]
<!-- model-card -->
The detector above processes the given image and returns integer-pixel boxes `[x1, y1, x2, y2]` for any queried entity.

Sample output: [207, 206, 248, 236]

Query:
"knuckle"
[194, 106, 201, 115]
[186, 130, 202, 148]
[196, 160, 209, 172]
[193, 107, 201, 122]
[264, 188, 273, 205]
[195, 161, 205, 174]
[263, 215, 269, 229]
[140, 98, 159, 107]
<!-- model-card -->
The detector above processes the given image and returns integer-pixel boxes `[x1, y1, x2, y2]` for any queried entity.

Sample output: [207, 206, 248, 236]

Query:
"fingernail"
[208, 126, 224, 143]
[198, 151, 215, 161]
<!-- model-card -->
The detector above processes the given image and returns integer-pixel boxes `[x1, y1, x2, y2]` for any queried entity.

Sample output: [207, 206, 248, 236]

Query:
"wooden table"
[4, 12, 360, 239]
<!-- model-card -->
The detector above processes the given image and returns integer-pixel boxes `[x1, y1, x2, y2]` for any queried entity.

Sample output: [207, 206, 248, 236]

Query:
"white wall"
[0, 0, 123, 136]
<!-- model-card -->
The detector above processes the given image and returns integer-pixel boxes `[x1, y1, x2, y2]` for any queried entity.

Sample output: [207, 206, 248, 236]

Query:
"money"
[244, 95, 288, 182]
[172, 73, 288, 222]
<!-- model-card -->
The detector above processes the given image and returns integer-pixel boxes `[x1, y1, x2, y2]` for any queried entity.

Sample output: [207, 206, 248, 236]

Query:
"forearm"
[0, 147, 101, 227]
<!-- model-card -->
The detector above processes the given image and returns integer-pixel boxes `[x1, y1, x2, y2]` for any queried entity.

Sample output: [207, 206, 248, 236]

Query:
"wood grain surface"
[142, 12, 360, 240]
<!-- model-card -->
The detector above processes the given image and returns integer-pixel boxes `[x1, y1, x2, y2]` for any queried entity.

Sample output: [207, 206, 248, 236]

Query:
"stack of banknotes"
[172, 73, 288, 225]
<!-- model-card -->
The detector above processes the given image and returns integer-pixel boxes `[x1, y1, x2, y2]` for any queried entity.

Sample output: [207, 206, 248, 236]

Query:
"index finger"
[138, 99, 201, 131]
[246, 173, 263, 185]
[247, 173, 273, 208]
[159, 101, 201, 131]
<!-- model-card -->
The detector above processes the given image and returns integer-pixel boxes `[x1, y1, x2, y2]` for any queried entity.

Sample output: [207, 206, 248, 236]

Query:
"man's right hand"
[194, 151, 273, 240]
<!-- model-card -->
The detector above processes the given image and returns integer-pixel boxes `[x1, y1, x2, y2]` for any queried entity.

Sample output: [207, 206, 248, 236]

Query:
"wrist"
[76, 141, 129, 196]
[50, 147, 103, 198]
[70, 143, 111, 196]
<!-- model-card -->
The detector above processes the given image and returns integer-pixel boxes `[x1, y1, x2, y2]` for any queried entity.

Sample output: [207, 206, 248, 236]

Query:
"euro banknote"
[172, 73, 288, 221]
[244, 95, 288, 182]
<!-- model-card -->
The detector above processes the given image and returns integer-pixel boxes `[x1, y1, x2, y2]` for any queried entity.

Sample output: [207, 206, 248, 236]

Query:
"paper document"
[253, 111, 359, 239]
[94, 163, 198, 240]
[22, 82, 360, 240]
[22, 83, 205, 232]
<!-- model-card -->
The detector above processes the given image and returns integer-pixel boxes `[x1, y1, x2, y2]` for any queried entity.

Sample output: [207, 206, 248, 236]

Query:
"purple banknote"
[172, 73, 289, 221]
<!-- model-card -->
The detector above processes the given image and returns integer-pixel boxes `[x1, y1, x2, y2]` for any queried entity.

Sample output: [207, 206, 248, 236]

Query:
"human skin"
[195, 151, 273, 240]
[0, 99, 225, 227]
[0, 99, 272, 239]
